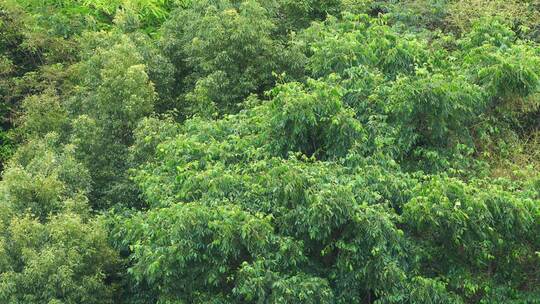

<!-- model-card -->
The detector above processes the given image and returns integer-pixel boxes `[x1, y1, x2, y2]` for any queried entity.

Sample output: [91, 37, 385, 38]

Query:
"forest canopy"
[1, 0, 540, 303]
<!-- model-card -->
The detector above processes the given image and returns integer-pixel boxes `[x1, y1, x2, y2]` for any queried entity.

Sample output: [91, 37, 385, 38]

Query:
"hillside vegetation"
[1, 0, 540, 303]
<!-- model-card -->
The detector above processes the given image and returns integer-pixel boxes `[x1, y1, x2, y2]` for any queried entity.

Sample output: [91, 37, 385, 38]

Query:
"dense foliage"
[1, 0, 540, 303]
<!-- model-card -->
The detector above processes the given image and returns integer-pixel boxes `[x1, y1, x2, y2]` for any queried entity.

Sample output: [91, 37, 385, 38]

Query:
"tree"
[0, 134, 118, 304]
[160, 0, 304, 117]
[68, 33, 157, 209]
